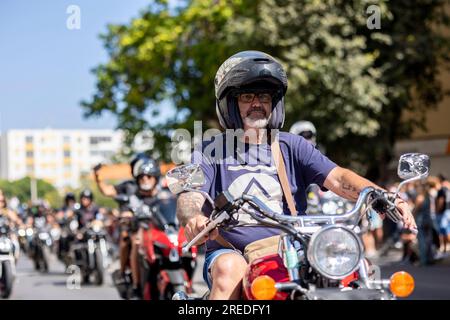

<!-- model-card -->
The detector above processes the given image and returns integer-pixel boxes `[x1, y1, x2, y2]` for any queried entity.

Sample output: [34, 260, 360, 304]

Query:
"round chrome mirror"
[397, 153, 430, 180]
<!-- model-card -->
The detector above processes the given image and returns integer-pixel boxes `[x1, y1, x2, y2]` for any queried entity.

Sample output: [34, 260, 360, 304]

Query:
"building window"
[63, 136, 71, 143]
[26, 165, 34, 173]
[25, 136, 33, 143]
[90, 136, 112, 145]
[64, 150, 71, 158]
[26, 151, 34, 158]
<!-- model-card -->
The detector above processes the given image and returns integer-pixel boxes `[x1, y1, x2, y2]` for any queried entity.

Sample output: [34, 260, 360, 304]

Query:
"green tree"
[0, 177, 61, 206]
[82, 0, 450, 181]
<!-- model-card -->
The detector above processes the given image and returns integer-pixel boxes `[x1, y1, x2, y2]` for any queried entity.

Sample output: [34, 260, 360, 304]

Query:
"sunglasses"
[236, 92, 273, 104]
[299, 131, 315, 140]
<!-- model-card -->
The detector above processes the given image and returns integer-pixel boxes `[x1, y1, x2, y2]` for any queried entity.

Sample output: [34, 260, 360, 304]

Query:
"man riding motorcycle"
[94, 154, 161, 299]
[176, 50, 417, 300]
[76, 189, 99, 228]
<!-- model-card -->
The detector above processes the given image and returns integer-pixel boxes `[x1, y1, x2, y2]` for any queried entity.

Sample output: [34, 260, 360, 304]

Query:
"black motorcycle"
[69, 219, 109, 285]
[30, 216, 52, 273]
[55, 216, 79, 268]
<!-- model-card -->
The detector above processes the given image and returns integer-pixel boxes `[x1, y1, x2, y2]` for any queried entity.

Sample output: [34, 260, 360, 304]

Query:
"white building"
[0, 128, 125, 188]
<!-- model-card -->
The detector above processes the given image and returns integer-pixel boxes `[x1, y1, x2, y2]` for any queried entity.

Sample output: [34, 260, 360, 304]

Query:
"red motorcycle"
[134, 193, 198, 300]
[167, 155, 427, 300]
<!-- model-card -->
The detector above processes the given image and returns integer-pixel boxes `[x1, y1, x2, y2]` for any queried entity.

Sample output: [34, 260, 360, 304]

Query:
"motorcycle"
[167, 152, 428, 300]
[114, 192, 197, 300]
[69, 219, 110, 285]
[55, 215, 79, 268]
[30, 216, 52, 273]
[0, 216, 15, 298]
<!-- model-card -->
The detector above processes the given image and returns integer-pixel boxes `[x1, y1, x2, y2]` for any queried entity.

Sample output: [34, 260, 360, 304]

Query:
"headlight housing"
[307, 225, 363, 280]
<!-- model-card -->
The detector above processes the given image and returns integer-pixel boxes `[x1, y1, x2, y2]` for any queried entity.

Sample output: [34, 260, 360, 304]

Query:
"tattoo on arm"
[333, 168, 379, 202]
[176, 192, 205, 226]
[341, 182, 360, 197]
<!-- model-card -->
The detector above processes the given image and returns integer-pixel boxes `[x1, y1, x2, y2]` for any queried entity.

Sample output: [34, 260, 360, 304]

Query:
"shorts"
[436, 209, 450, 235]
[202, 248, 242, 290]
[368, 211, 383, 230]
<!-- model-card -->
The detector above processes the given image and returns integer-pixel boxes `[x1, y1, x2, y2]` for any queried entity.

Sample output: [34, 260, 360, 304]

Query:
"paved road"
[8, 250, 207, 300]
[10, 253, 119, 300]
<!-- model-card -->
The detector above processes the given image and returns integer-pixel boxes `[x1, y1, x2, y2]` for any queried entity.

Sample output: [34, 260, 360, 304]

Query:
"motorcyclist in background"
[62, 192, 77, 212]
[289, 121, 322, 214]
[94, 153, 161, 299]
[76, 189, 99, 228]
[0, 194, 23, 260]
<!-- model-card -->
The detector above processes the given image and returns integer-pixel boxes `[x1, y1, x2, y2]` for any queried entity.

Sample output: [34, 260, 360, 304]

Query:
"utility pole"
[30, 173, 38, 203]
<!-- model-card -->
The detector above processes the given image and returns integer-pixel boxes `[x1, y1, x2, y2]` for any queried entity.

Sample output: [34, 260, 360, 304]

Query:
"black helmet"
[79, 189, 94, 201]
[132, 156, 161, 180]
[214, 50, 288, 130]
[130, 152, 151, 169]
[64, 192, 76, 203]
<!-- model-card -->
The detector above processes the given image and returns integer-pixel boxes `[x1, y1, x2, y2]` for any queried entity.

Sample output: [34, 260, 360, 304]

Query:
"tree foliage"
[82, 0, 450, 181]
[0, 177, 61, 207]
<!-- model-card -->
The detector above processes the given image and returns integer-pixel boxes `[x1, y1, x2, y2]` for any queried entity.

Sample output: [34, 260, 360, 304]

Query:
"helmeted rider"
[289, 121, 317, 146]
[289, 121, 322, 214]
[62, 192, 77, 212]
[76, 189, 99, 228]
[94, 153, 162, 299]
[176, 50, 417, 300]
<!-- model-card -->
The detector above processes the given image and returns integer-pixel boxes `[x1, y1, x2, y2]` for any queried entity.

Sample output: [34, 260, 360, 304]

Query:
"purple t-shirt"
[191, 131, 337, 253]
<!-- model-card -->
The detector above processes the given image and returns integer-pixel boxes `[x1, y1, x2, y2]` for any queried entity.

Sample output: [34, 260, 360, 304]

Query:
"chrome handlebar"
[182, 186, 416, 252]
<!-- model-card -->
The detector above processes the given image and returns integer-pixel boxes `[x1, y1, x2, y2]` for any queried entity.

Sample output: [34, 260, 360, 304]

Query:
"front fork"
[87, 238, 109, 270]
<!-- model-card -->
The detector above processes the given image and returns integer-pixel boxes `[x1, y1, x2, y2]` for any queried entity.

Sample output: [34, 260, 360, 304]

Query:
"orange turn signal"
[390, 271, 415, 298]
[250, 275, 277, 300]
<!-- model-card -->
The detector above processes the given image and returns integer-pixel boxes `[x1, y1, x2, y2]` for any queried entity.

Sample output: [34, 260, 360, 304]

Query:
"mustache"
[246, 107, 267, 117]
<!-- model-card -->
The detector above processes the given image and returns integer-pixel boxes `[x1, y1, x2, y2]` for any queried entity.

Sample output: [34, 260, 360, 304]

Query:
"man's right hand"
[184, 214, 219, 245]
[93, 163, 103, 176]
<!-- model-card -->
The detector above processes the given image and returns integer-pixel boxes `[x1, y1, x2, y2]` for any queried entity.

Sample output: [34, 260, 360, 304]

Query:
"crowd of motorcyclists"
[0, 153, 198, 300]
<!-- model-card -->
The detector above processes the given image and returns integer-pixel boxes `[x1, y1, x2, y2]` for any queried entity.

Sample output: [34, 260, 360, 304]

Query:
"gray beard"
[243, 115, 270, 129]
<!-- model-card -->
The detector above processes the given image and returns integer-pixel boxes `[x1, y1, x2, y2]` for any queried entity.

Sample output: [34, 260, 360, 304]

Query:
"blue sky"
[0, 0, 174, 132]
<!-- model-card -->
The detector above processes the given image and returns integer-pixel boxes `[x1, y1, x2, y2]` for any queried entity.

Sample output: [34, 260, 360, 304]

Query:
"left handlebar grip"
[182, 221, 217, 254]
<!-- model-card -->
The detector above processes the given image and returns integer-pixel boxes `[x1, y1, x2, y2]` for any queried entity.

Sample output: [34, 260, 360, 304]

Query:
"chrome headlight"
[39, 232, 49, 240]
[307, 225, 363, 280]
[69, 220, 79, 231]
[18, 229, 26, 237]
[26, 228, 34, 237]
[168, 233, 179, 246]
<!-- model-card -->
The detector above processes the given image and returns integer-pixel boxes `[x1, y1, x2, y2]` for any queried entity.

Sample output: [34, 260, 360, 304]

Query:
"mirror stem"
[394, 174, 427, 199]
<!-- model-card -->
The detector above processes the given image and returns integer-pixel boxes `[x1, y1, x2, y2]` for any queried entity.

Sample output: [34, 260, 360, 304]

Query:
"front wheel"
[0, 261, 14, 298]
[92, 249, 104, 285]
[165, 283, 186, 300]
